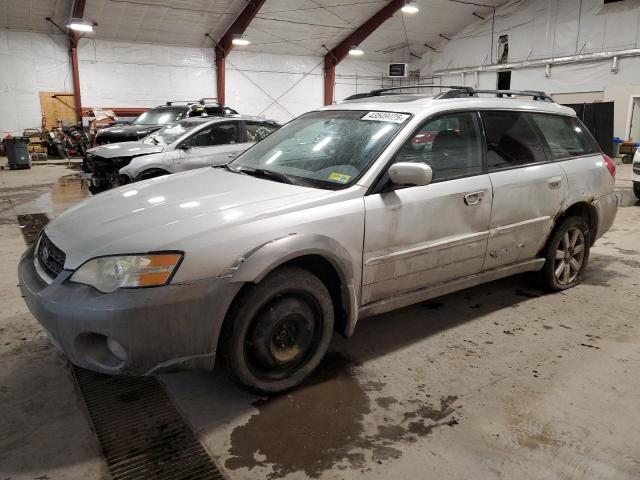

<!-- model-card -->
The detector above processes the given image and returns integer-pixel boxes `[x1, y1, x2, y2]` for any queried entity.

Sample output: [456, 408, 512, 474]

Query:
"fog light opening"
[106, 337, 127, 362]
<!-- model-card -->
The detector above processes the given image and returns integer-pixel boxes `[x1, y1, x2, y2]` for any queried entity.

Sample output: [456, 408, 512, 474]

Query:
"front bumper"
[18, 245, 241, 375]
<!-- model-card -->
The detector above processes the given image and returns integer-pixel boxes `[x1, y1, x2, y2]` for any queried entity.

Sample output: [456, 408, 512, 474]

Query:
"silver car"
[85, 116, 279, 193]
[19, 86, 618, 393]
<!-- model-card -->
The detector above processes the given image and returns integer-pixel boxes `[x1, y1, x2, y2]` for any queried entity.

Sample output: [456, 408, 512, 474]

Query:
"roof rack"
[436, 88, 554, 102]
[344, 84, 554, 103]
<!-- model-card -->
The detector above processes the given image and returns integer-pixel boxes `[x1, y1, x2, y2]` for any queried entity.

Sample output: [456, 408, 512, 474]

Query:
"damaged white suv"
[19, 86, 618, 393]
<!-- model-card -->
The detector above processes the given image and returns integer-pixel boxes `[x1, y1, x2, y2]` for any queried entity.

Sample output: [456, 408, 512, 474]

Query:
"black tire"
[136, 169, 169, 181]
[54, 143, 66, 159]
[539, 216, 591, 291]
[634, 182, 640, 200]
[221, 267, 334, 394]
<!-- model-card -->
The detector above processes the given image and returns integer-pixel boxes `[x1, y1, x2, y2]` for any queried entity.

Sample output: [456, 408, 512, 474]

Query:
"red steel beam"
[70, 0, 86, 121]
[324, 0, 404, 105]
[70, 34, 82, 122]
[214, 0, 267, 106]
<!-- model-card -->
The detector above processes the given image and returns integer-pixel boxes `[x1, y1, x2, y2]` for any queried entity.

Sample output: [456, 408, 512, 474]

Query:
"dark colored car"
[93, 101, 238, 146]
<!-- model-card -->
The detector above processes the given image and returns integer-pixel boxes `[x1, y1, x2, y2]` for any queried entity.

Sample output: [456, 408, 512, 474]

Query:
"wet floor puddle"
[2, 173, 89, 220]
[226, 353, 461, 479]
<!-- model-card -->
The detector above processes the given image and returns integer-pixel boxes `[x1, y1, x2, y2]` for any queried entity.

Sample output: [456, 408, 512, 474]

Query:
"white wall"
[226, 51, 390, 123]
[0, 31, 72, 136]
[77, 39, 217, 109]
[420, 0, 640, 139]
[0, 28, 391, 133]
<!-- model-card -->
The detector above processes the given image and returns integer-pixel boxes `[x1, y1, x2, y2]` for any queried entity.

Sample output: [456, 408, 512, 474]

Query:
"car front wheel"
[633, 181, 640, 200]
[221, 267, 334, 394]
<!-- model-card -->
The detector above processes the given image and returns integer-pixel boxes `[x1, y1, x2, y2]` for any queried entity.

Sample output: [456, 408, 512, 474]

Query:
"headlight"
[70, 253, 183, 293]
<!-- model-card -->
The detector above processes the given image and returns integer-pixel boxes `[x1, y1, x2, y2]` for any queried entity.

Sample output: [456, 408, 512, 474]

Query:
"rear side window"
[394, 111, 483, 182]
[187, 122, 239, 147]
[246, 122, 279, 142]
[481, 111, 547, 170]
[529, 114, 600, 159]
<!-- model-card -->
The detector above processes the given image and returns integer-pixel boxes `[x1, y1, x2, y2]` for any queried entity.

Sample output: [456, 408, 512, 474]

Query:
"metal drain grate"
[72, 366, 224, 480]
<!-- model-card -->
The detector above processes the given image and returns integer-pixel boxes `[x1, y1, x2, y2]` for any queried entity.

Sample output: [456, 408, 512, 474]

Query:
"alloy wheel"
[553, 226, 585, 285]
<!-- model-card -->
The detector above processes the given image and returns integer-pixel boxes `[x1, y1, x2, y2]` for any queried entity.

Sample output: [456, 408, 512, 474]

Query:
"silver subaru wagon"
[19, 86, 618, 393]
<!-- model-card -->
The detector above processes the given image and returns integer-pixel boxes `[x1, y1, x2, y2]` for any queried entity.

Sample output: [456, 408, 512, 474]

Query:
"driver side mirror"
[178, 143, 191, 151]
[388, 162, 433, 187]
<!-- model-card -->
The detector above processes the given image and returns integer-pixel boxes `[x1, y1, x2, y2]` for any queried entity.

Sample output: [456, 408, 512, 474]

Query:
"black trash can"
[3, 137, 31, 169]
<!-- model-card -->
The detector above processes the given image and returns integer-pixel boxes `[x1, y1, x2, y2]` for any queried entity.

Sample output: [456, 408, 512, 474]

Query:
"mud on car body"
[20, 86, 618, 394]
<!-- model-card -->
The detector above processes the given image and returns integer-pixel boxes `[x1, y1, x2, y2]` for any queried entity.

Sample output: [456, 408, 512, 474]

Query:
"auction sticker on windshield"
[328, 172, 352, 183]
[361, 112, 410, 123]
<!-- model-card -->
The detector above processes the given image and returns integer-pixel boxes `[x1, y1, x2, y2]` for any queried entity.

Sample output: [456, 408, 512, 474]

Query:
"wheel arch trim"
[224, 234, 359, 336]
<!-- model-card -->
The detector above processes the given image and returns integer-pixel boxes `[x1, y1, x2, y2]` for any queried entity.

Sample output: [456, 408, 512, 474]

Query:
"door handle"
[547, 176, 562, 189]
[464, 191, 485, 205]
[227, 153, 239, 158]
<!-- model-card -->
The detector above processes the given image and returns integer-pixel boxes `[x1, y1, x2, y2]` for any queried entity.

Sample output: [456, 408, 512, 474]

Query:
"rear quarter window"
[529, 113, 600, 159]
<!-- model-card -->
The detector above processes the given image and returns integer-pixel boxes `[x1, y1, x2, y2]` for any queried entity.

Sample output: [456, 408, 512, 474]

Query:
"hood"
[88, 141, 164, 159]
[45, 168, 334, 269]
[96, 124, 161, 139]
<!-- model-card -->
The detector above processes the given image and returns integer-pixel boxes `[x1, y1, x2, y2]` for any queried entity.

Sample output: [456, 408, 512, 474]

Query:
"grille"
[37, 233, 66, 278]
[72, 366, 224, 480]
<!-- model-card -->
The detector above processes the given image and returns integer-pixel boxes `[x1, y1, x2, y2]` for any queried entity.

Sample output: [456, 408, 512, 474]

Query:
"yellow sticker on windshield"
[328, 172, 351, 183]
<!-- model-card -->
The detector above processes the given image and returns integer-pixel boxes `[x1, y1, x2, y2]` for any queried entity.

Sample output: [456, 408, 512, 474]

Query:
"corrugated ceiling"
[0, 0, 505, 61]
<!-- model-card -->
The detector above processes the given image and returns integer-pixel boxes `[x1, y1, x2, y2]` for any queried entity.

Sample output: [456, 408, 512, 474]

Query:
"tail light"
[603, 154, 616, 179]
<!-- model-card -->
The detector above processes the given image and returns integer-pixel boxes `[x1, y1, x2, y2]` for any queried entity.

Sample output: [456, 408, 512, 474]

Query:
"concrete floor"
[1, 163, 639, 480]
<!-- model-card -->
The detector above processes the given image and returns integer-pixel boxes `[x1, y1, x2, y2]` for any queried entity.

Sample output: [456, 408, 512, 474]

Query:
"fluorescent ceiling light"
[401, 1, 419, 14]
[67, 19, 94, 32]
[232, 34, 251, 46]
[348, 46, 364, 56]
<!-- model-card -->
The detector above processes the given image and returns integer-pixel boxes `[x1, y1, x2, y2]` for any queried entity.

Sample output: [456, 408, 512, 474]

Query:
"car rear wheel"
[221, 267, 334, 394]
[539, 216, 590, 291]
[634, 181, 640, 200]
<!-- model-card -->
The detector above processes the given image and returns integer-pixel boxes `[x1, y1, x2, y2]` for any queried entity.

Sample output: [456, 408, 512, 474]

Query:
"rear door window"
[187, 122, 240, 147]
[245, 122, 279, 143]
[481, 111, 547, 170]
[528, 113, 600, 159]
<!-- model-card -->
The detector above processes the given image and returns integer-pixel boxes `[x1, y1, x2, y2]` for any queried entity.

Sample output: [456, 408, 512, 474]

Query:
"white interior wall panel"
[0, 31, 71, 136]
[0, 26, 391, 133]
[226, 52, 389, 123]
[420, 0, 640, 139]
[77, 39, 217, 108]
[422, 0, 640, 73]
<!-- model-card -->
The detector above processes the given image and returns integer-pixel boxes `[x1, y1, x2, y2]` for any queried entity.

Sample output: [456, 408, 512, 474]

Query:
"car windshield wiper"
[238, 167, 296, 185]
[148, 135, 160, 145]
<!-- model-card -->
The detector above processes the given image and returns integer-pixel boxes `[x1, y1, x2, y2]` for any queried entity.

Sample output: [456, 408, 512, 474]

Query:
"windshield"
[143, 120, 204, 145]
[231, 110, 409, 189]
[132, 107, 186, 126]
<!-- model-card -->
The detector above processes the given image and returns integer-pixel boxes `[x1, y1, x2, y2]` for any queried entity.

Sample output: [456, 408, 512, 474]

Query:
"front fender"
[226, 233, 360, 336]
[120, 153, 173, 178]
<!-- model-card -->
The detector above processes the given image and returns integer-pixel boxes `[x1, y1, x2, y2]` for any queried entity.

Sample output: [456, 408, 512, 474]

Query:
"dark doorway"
[497, 71, 511, 90]
[563, 102, 614, 156]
